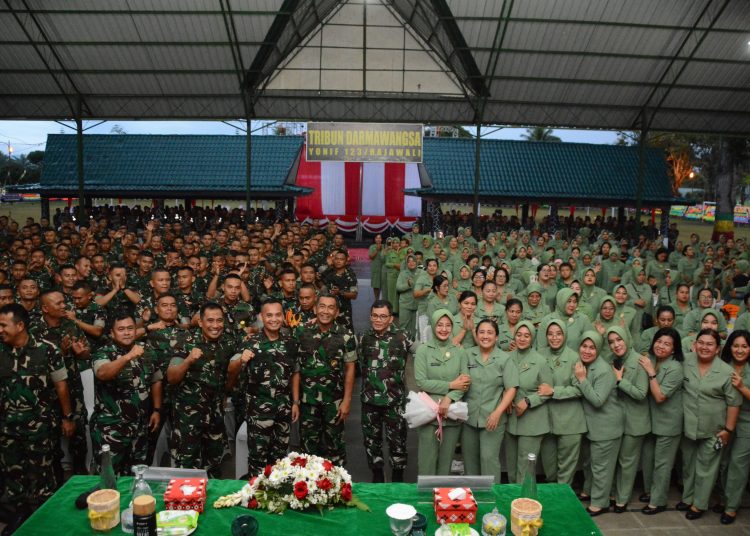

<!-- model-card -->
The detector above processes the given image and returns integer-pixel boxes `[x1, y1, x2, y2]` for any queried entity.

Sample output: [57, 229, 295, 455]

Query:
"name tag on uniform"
[430, 362, 442, 367]
[467, 364, 479, 369]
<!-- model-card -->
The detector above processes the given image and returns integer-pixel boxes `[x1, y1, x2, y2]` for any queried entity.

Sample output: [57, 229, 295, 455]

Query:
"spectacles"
[370, 314, 391, 321]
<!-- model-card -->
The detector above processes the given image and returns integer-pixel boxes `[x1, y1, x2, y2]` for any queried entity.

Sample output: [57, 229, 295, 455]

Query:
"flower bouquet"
[214, 452, 369, 514]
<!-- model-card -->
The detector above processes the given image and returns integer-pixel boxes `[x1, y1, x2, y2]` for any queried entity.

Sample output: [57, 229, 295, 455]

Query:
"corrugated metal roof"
[0, 0, 748, 134]
[39, 134, 305, 198]
[413, 137, 675, 205]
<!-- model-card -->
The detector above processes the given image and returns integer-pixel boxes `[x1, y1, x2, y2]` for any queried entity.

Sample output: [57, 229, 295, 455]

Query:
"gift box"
[433, 487, 477, 525]
[164, 478, 207, 513]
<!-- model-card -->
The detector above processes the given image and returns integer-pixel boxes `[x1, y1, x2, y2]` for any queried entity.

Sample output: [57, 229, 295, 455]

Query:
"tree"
[616, 131, 696, 194]
[110, 124, 127, 135]
[522, 126, 561, 142]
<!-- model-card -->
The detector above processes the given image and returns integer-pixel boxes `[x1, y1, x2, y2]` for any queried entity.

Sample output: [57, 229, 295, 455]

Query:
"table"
[16, 476, 602, 535]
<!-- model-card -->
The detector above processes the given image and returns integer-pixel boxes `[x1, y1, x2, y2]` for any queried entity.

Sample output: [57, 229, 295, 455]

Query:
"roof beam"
[634, 0, 731, 129]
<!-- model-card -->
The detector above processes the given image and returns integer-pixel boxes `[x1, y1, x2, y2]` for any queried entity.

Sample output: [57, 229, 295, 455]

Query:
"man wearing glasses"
[357, 300, 416, 483]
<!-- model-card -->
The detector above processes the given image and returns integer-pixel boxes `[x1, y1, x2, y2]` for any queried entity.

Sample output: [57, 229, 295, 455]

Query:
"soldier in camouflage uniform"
[17, 277, 42, 324]
[90, 314, 162, 474]
[135, 268, 172, 324]
[31, 290, 90, 475]
[228, 299, 299, 477]
[357, 299, 414, 482]
[246, 246, 271, 306]
[95, 264, 140, 330]
[321, 249, 358, 328]
[69, 281, 107, 351]
[174, 266, 202, 325]
[126, 251, 155, 296]
[167, 303, 238, 477]
[0, 304, 75, 529]
[213, 274, 256, 343]
[285, 283, 317, 330]
[144, 293, 192, 463]
[292, 295, 357, 466]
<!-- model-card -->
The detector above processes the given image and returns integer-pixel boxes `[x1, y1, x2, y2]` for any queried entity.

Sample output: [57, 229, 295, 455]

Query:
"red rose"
[294, 480, 309, 500]
[322, 460, 334, 472]
[249, 476, 258, 486]
[316, 478, 333, 491]
[341, 482, 352, 502]
[292, 457, 307, 468]
[264, 464, 273, 477]
[248, 498, 258, 509]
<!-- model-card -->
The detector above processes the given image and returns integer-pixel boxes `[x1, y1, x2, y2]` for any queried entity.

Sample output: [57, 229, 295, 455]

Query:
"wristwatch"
[648, 374, 657, 380]
[523, 396, 531, 408]
[292, 400, 301, 406]
[722, 426, 734, 434]
[62, 413, 75, 421]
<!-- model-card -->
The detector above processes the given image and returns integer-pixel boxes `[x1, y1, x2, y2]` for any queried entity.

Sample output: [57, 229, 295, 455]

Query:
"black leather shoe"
[638, 492, 651, 503]
[720, 512, 737, 525]
[587, 506, 609, 517]
[675, 501, 690, 511]
[614, 504, 628, 514]
[685, 509, 703, 520]
[576, 492, 590, 501]
[641, 505, 666, 515]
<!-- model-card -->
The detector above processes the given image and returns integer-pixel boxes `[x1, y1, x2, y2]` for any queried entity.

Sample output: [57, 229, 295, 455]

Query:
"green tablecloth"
[17, 476, 602, 535]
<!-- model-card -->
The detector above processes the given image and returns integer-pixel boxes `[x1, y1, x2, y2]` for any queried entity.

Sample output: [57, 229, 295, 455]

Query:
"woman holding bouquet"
[414, 309, 470, 475]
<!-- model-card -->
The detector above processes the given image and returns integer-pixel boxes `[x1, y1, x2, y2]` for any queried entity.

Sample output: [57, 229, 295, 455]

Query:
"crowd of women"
[369, 224, 750, 522]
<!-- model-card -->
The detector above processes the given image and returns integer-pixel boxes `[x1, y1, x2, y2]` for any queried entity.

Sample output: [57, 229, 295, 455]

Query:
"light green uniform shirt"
[682, 353, 742, 440]
[576, 356, 624, 441]
[414, 339, 469, 427]
[649, 357, 683, 436]
[507, 348, 553, 436]
[464, 347, 519, 428]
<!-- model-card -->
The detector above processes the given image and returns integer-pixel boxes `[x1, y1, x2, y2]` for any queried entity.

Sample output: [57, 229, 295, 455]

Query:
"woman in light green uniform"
[612, 285, 638, 343]
[593, 296, 618, 363]
[414, 259, 439, 342]
[537, 320, 586, 485]
[575, 330, 623, 516]
[537, 288, 593, 351]
[476, 280, 506, 324]
[368, 234, 384, 300]
[580, 268, 607, 322]
[497, 299, 523, 352]
[462, 319, 519, 483]
[718, 330, 750, 524]
[414, 309, 470, 475]
[606, 325, 650, 513]
[521, 283, 550, 326]
[681, 309, 722, 355]
[395, 255, 419, 338]
[678, 328, 741, 520]
[384, 238, 401, 315]
[452, 291, 478, 349]
[453, 265, 473, 296]
[637, 327, 684, 515]
[425, 274, 459, 320]
[505, 321, 553, 483]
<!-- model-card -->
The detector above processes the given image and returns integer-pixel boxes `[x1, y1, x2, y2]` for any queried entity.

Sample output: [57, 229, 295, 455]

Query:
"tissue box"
[164, 478, 207, 513]
[433, 488, 477, 524]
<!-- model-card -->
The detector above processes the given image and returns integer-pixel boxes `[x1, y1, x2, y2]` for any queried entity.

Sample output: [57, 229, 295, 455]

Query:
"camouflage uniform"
[357, 324, 412, 471]
[175, 288, 202, 324]
[74, 301, 108, 351]
[217, 297, 256, 344]
[27, 269, 53, 292]
[169, 330, 237, 477]
[0, 336, 67, 512]
[246, 265, 271, 305]
[239, 332, 299, 476]
[145, 324, 192, 462]
[295, 321, 357, 466]
[90, 343, 162, 474]
[321, 267, 358, 327]
[126, 271, 151, 297]
[96, 285, 137, 330]
[29, 317, 89, 474]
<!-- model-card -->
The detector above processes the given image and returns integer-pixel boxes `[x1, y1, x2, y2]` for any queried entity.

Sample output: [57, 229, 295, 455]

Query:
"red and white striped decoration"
[295, 145, 420, 231]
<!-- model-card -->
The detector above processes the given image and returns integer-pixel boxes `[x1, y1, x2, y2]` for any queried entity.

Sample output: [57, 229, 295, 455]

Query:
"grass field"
[1, 199, 748, 244]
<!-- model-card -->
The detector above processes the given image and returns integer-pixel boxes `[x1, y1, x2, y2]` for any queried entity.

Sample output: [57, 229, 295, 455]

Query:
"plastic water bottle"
[520, 453, 538, 500]
[100, 444, 117, 490]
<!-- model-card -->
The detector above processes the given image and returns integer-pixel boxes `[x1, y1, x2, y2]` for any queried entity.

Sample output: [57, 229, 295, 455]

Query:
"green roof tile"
[40, 134, 303, 196]
[416, 138, 675, 204]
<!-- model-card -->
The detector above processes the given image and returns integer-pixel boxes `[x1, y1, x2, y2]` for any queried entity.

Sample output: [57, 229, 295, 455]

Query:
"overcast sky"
[0, 119, 620, 156]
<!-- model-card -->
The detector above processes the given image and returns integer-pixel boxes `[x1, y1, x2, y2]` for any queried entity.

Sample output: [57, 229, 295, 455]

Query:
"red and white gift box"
[433, 487, 478, 524]
[164, 478, 207, 513]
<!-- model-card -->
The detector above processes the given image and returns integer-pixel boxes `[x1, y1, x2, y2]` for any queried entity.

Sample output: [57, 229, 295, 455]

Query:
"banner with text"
[306, 122, 423, 163]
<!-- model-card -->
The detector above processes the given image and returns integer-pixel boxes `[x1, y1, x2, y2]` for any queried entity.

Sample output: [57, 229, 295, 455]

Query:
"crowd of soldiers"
[0, 206, 749, 531]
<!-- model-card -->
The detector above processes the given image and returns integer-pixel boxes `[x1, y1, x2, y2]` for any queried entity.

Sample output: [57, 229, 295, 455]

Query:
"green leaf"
[346, 497, 371, 512]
